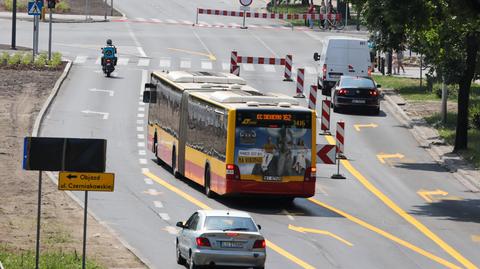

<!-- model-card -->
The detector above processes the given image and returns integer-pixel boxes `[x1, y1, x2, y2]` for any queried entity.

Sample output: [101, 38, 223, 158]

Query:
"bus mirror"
[143, 90, 157, 103]
[145, 82, 156, 89]
[313, 52, 320, 61]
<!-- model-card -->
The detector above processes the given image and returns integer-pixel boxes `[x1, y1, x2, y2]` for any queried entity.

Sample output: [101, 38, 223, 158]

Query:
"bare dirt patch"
[0, 66, 145, 268]
[403, 100, 458, 120]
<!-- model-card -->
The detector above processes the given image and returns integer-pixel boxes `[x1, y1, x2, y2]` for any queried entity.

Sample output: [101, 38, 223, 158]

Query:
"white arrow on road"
[89, 88, 114, 96]
[81, 110, 109, 120]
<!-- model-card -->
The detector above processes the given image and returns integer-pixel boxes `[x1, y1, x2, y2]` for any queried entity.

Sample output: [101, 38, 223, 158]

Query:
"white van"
[314, 37, 372, 96]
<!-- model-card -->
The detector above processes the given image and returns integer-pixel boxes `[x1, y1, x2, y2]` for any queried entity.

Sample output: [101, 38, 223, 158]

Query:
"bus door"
[177, 91, 190, 175]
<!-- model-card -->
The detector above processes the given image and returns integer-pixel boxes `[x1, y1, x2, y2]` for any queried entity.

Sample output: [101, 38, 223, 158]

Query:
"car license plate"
[263, 176, 281, 181]
[221, 241, 243, 248]
[352, 99, 366, 104]
[329, 73, 341, 78]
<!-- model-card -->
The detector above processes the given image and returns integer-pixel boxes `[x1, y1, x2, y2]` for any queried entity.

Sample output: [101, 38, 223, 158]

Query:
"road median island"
[375, 74, 480, 191]
[0, 47, 145, 268]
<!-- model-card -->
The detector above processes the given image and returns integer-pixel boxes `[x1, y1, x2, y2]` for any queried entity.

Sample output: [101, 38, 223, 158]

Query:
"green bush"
[21, 52, 33, 65]
[7, 53, 22, 65]
[49, 52, 63, 67]
[34, 53, 48, 67]
[0, 51, 10, 64]
[470, 104, 480, 129]
[3, 0, 28, 11]
[55, 1, 70, 13]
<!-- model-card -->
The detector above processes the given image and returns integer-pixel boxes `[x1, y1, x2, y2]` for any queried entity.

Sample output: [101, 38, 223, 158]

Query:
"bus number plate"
[263, 176, 281, 181]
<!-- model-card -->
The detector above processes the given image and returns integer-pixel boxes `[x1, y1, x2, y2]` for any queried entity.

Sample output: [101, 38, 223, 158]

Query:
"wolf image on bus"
[143, 71, 317, 199]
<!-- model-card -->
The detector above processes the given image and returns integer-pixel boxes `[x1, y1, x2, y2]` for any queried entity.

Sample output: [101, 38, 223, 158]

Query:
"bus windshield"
[234, 110, 312, 181]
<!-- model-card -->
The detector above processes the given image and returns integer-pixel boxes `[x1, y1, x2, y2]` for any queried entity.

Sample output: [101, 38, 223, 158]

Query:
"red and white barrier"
[230, 51, 240, 76]
[317, 144, 336, 164]
[294, 68, 305, 98]
[336, 121, 345, 155]
[284, 55, 293, 81]
[230, 51, 292, 80]
[196, 8, 342, 22]
[308, 85, 317, 110]
[321, 100, 331, 132]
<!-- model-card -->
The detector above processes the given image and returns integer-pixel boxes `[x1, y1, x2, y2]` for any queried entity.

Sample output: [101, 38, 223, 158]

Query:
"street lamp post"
[11, 0, 17, 49]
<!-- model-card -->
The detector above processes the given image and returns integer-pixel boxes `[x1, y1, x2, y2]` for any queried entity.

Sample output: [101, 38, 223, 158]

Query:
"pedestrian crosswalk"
[110, 18, 307, 31]
[71, 55, 319, 76]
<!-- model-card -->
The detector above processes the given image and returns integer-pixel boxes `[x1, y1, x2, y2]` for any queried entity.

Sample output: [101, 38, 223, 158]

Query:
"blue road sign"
[28, 1, 43, 16]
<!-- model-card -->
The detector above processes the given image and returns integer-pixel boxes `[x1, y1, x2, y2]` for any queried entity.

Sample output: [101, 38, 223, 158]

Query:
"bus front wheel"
[204, 166, 214, 198]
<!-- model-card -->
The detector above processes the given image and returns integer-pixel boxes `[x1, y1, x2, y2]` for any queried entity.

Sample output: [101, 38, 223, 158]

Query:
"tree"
[359, 0, 480, 151]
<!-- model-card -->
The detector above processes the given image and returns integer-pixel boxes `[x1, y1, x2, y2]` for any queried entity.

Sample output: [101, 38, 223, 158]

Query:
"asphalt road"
[1, 0, 479, 268]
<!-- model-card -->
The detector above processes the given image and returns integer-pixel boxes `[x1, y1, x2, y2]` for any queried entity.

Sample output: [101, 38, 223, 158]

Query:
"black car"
[332, 76, 381, 114]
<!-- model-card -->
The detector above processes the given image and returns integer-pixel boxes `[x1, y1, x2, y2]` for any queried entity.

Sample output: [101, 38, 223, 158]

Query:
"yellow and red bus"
[143, 71, 316, 198]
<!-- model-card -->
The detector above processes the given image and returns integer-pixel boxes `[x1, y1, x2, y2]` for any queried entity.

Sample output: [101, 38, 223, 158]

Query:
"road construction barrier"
[317, 144, 336, 164]
[321, 100, 331, 133]
[294, 68, 305, 98]
[336, 121, 345, 156]
[195, 8, 342, 23]
[230, 51, 292, 80]
[308, 85, 317, 110]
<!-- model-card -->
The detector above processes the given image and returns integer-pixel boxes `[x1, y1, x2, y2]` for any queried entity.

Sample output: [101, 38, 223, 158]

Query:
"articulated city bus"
[143, 71, 316, 198]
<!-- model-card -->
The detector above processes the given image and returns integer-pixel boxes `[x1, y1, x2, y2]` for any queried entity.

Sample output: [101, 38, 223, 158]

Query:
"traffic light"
[47, 0, 56, 9]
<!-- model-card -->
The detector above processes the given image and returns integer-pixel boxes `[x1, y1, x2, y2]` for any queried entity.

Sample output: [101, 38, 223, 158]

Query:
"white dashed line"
[139, 150, 146, 155]
[138, 107, 145, 112]
[117, 58, 129, 65]
[243, 64, 255, 72]
[137, 119, 145, 125]
[138, 58, 150, 67]
[141, 168, 150, 173]
[264, 65, 276, 72]
[180, 59, 191, 69]
[151, 18, 162, 23]
[74, 56, 87, 64]
[166, 19, 177, 24]
[153, 201, 164, 208]
[201, 61, 213, 70]
[139, 158, 147, 164]
[137, 134, 145, 139]
[137, 113, 145, 118]
[139, 102, 145, 106]
[158, 213, 171, 221]
[159, 58, 171, 68]
[138, 142, 145, 147]
[137, 126, 144, 131]
[144, 178, 154, 185]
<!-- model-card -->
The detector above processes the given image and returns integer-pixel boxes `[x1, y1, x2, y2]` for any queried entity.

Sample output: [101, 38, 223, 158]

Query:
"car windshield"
[204, 216, 257, 232]
[340, 77, 375, 88]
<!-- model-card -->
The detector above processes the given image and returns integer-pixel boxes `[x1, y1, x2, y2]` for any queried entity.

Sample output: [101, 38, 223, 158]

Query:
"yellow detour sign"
[59, 172, 114, 192]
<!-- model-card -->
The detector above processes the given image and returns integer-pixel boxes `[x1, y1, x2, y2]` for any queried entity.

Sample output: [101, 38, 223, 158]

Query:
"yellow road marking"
[288, 224, 354, 247]
[417, 189, 449, 203]
[308, 198, 462, 269]
[167, 47, 217, 61]
[353, 123, 378, 132]
[376, 153, 405, 164]
[323, 134, 477, 269]
[143, 171, 315, 269]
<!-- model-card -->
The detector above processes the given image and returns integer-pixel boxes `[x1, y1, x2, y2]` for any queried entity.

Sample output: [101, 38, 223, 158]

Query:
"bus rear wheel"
[204, 166, 214, 198]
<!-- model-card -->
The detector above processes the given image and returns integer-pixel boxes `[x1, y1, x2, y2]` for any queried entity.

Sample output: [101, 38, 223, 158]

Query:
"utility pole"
[110, 0, 113, 16]
[11, 0, 17, 49]
[104, 0, 107, 21]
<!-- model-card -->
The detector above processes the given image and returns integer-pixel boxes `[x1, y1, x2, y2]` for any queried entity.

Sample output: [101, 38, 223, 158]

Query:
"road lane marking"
[137, 119, 144, 124]
[143, 188, 162, 196]
[137, 113, 145, 118]
[264, 65, 276, 72]
[353, 123, 378, 132]
[89, 88, 114, 96]
[138, 58, 150, 67]
[323, 134, 476, 269]
[222, 62, 229, 71]
[137, 134, 145, 139]
[158, 213, 171, 221]
[153, 201, 164, 208]
[137, 142, 145, 147]
[139, 150, 146, 156]
[138, 107, 145, 112]
[282, 209, 295, 221]
[143, 171, 315, 269]
[163, 226, 178, 235]
[117, 58, 129, 65]
[159, 58, 171, 68]
[417, 189, 449, 203]
[201, 61, 213, 70]
[74, 55, 87, 64]
[139, 158, 147, 164]
[144, 178, 153, 185]
[243, 64, 255, 72]
[137, 126, 144, 132]
[307, 198, 461, 269]
[168, 47, 216, 61]
[141, 168, 150, 173]
[81, 110, 109, 120]
[192, 31, 216, 61]
[376, 153, 405, 164]
[288, 224, 353, 247]
[305, 66, 317, 75]
[180, 59, 191, 69]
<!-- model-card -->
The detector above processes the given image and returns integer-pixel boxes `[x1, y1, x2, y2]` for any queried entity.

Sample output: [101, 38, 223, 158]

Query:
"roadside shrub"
[434, 85, 458, 100]
[34, 53, 48, 67]
[0, 51, 10, 65]
[21, 53, 32, 65]
[49, 52, 62, 67]
[55, 1, 70, 13]
[7, 53, 22, 65]
[470, 104, 480, 129]
[3, 0, 28, 11]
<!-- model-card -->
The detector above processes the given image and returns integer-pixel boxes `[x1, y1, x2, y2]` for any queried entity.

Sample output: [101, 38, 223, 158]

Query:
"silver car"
[176, 210, 266, 269]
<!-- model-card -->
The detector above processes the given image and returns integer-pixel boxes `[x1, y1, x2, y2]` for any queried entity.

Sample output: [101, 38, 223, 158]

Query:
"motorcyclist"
[101, 39, 117, 68]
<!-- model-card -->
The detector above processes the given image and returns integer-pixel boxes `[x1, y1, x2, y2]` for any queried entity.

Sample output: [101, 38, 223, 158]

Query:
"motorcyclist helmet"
[106, 39, 113, 46]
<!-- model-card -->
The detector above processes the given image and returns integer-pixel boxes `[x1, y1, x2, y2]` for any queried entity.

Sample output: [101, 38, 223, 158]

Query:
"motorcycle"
[101, 46, 117, 77]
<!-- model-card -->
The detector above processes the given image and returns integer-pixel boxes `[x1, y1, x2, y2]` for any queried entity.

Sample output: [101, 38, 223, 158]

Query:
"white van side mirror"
[313, 52, 320, 61]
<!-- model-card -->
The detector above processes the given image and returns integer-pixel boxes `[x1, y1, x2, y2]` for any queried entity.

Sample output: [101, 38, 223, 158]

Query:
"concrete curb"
[32, 59, 72, 136]
[382, 90, 480, 192]
[29, 61, 151, 268]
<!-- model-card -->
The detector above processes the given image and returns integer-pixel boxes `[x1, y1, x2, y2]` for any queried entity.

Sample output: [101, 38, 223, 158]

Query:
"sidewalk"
[0, 11, 122, 23]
